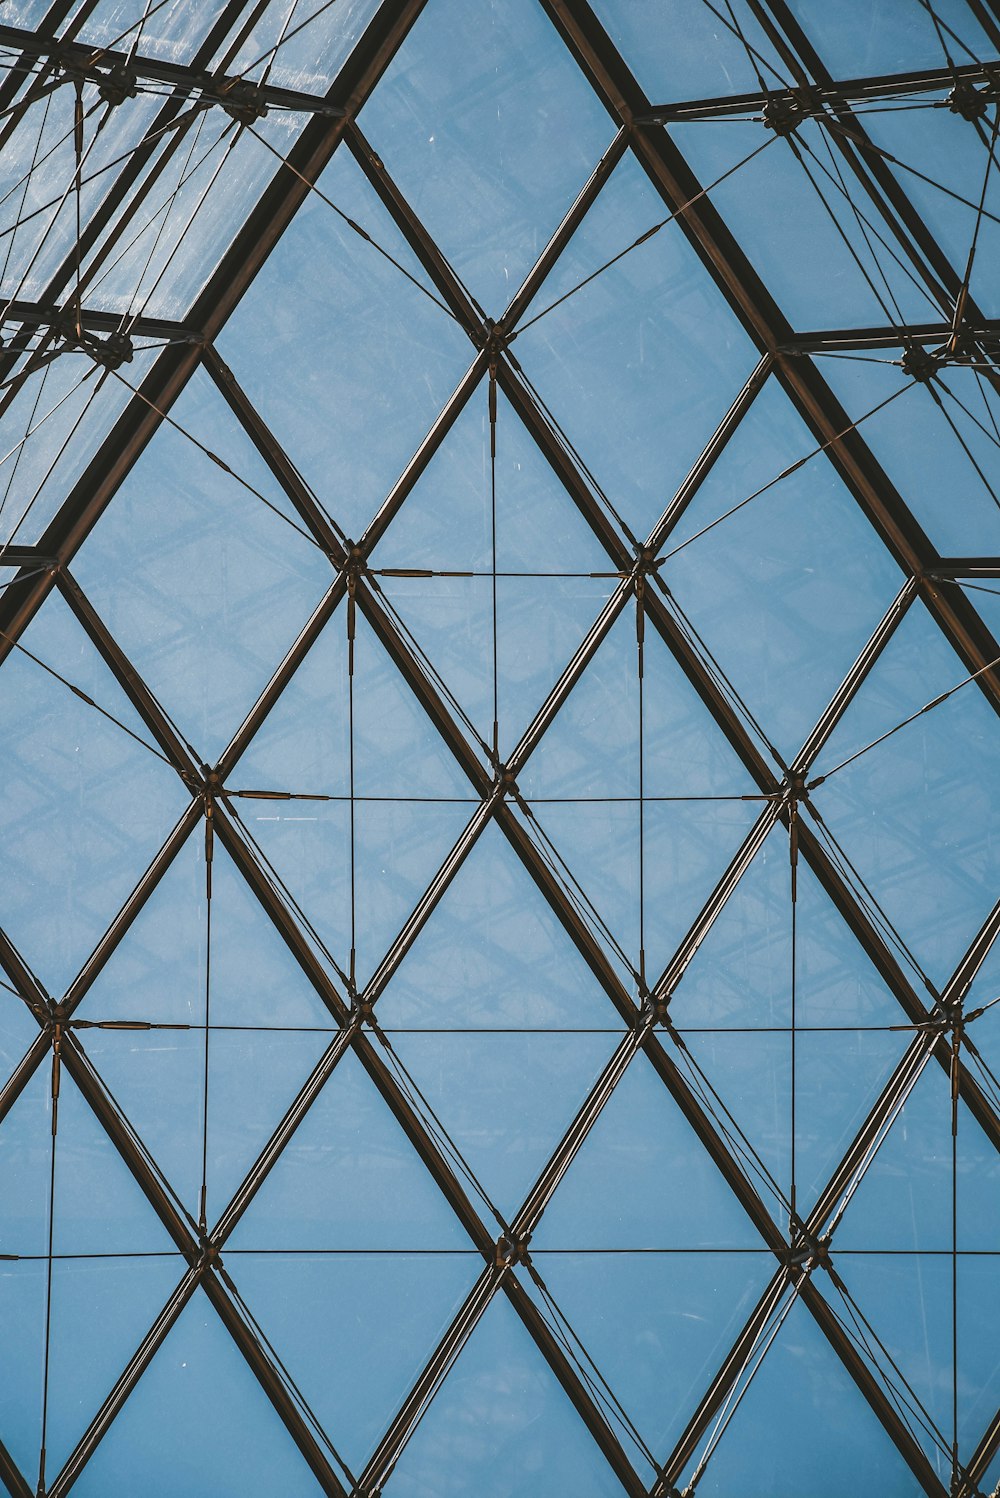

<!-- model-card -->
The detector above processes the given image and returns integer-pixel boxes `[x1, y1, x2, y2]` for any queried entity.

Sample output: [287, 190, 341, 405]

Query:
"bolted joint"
[195, 1235, 224, 1273]
[900, 343, 938, 383]
[494, 762, 520, 798]
[220, 81, 269, 125]
[351, 993, 375, 1025]
[96, 61, 139, 106]
[947, 78, 997, 121]
[640, 992, 671, 1028]
[761, 87, 817, 137]
[79, 328, 134, 370]
[494, 1230, 531, 1269]
[786, 1231, 831, 1274]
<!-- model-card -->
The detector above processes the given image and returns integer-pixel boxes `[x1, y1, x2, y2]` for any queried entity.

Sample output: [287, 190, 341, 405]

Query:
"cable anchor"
[494, 1230, 531, 1269]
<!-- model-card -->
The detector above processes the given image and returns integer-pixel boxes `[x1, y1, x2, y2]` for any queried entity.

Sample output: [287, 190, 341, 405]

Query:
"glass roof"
[1, 2, 1000, 1495]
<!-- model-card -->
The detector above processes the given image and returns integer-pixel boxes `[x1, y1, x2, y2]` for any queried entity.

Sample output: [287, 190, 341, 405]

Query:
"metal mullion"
[652, 802, 781, 1003]
[0, 0, 431, 660]
[794, 576, 918, 771]
[747, 0, 960, 319]
[0, 298, 201, 344]
[963, 1405, 1000, 1494]
[541, 0, 1000, 724]
[62, 801, 202, 1014]
[56, 567, 201, 772]
[0, 1439, 31, 1498]
[798, 1275, 947, 1498]
[216, 576, 346, 779]
[360, 351, 490, 552]
[658, 1270, 790, 1488]
[48, 1266, 202, 1498]
[646, 354, 772, 554]
[0, 0, 255, 389]
[199, 1271, 350, 1498]
[202, 344, 345, 556]
[347, 123, 486, 328]
[502, 125, 631, 330]
[640, 59, 1000, 124]
[0, 23, 347, 120]
[784, 320, 1000, 352]
[0, 1030, 50, 1125]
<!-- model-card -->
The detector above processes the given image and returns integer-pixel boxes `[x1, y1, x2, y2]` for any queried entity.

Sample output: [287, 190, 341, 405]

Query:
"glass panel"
[523, 1249, 773, 1466]
[216, 0, 384, 94]
[73, 1, 231, 62]
[229, 1050, 471, 1251]
[512, 149, 759, 543]
[0, 340, 161, 548]
[0, 1063, 177, 1258]
[79, 831, 336, 1029]
[84, 107, 307, 319]
[0, 85, 164, 301]
[662, 374, 903, 762]
[371, 384, 610, 576]
[836, 1062, 1000, 1252]
[835, 1252, 1000, 1484]
[218, 143, 473, 542]
[782, 0, 999, 75]
[229, 1251, 480, 1473]
[376, 818, 621, 1031]
[71, 365, 333, 762]
[0, 591, 186, 997]
[358, 0, 613, 314]
[382, 1290, 626, 1498]
[861, 99, 1000, 316]
[72, 1293, 328, 1497]
[531, 1053, 766, 1251]
[676, 1294, 927, 1497]
[587, 0, 789, 101]
[0, 1258, 44, 1488]
[379, 1030, 615, 1218]
[0, 992, 39, 1089]
[671, 117, 940, 329]
[46, 1256, 187, 1477]
[809, 599, 1000, 986]
[818, 354, 1000, 557]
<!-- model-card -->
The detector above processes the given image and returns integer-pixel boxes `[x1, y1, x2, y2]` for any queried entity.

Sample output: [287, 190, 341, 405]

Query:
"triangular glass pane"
[46, 1256, 188, 1479]
[0, 989, 38, 1090]
[0, 87, 165, 301]
[782, 0, 998, 74]
[81, 1024, 330, 1232]
[71, 1294, 327, 1497]
[86, 109, 309, 319]
[72, 1, 230, 62]
[372, 384, 610, 576]
[358, 0, 613, 313]
[0, 341, 160, 548]
[818, 354, 1000, 557]
[0, 1062, 177, 1259]
[376, 818, 620, 1031]
[531, 1053, 765, 1251]
[229, 1049, 469, 1251]
[229, 1251, 480, 1474]
[662, 375, 903, 761]
[810, 599, 1000, 986]
[0, 591, 186, 997]
[513, 149, 759, 542]
[217, 145, 473, 542]
[864, 94, 1000, 314]
[382, 1289, 626, 1498]
[380, 1030, 616, 1219]
[71, 365, 332, 761]
[835, 1061, 1000, 1251]
[676, 1293, 928, 1497]
[834, 1251, 1000, 1483]
[587, 0, 789, 100]
[79, 830, 336, 1028]
[213, 0, 382, 91]
[673, 117, 940, 328]
[522, 606, 756, 799]
[523, 1248, 774, 1466]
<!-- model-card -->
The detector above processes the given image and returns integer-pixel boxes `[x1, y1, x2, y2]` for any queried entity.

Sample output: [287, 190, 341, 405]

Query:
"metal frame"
[2, 1, 1000, 1494]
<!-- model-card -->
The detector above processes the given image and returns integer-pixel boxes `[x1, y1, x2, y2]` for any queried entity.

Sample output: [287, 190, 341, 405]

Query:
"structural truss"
[2, 0, 1000, 1494]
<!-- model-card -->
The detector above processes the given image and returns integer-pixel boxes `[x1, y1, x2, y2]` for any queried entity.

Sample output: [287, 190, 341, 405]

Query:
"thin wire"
[809, 650, 1000, 786]
[512, 135, 778, 339]
[198, 794, 213, 1235]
